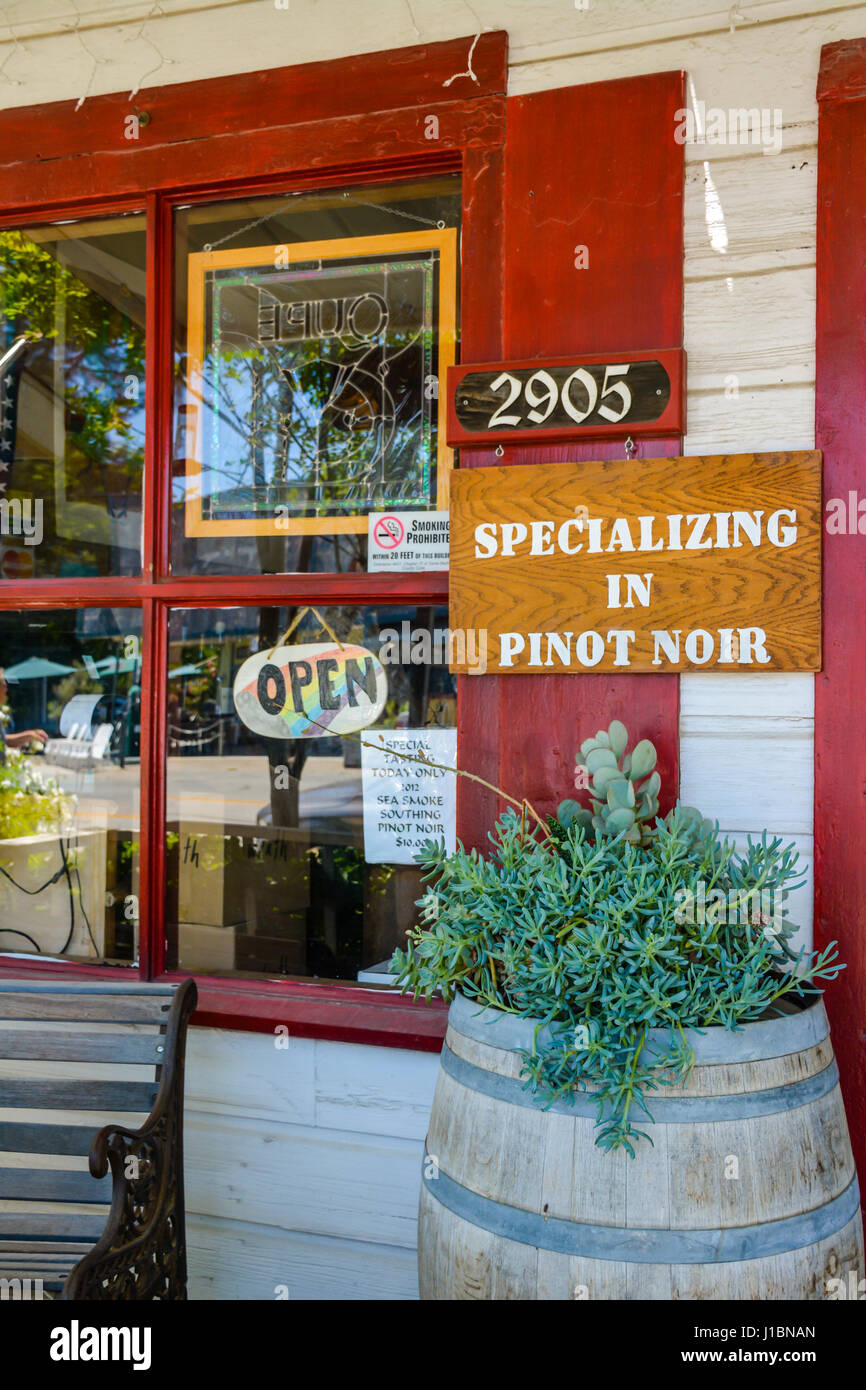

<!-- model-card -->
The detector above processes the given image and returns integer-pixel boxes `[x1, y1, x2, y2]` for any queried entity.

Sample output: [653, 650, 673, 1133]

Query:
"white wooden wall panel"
[183, 1029, 435, 1297]
[0, 0, 847, 1297]
[184, 1111, 423, 1246]
[683, 384, 814, 451]
[187, 1213, 419, 1300]
[314, 1039, 439, 1139]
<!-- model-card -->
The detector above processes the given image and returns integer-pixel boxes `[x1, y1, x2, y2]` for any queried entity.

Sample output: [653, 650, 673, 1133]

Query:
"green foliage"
[0, 748, 75, 841]
[395, 722, 843, 1156]
[557, 719, 701, 847]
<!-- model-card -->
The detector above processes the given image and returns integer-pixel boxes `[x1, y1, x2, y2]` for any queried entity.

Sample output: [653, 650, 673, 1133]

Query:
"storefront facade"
[0, 1, 864, 1298]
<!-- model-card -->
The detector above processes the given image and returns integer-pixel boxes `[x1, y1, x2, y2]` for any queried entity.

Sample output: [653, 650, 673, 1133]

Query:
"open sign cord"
[267, 606, 346, 659]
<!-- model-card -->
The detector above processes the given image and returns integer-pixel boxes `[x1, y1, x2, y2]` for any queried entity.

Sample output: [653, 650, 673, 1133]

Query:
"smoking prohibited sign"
[368, 510, 450, 572]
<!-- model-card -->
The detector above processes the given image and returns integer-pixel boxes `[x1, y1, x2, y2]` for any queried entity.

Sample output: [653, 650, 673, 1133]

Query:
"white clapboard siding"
[684, 148, 817, 277]
[187, 1213, 419, 1301]
[183, 1030, 437, 1298]
[684, 383, 814, 452]
[507, 5, 865, 123]
[184, 1112, 423, 1247]
[185, 1029, 317, 1127]
[313, 1039, 440, 1140]
[685, 268, 814, 391]
[679, 674, 814, 946]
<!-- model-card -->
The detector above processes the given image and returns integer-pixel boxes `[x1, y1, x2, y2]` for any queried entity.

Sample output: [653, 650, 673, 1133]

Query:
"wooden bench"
[0, 978, 197, 1299]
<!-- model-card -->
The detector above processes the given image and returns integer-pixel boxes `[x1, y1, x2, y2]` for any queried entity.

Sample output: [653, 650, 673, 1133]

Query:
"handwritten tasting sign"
[448, 452, 822, 674]
[362, 728, 457, 864]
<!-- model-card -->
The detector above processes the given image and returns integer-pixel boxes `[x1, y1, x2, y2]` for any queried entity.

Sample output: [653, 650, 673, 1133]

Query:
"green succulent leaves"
[558, 721, 673, 848]
[396, 718, 843, 1157]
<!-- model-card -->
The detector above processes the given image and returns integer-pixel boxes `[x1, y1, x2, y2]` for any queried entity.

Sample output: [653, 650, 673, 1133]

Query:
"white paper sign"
[367, 510, 449, 572]
[361, 728, 457, 864]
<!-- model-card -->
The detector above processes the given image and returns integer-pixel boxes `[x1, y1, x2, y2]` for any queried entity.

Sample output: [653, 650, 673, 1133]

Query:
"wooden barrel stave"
[419, 996, 865, 1300]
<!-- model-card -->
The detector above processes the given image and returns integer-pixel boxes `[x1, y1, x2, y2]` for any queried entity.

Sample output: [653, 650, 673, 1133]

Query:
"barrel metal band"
[421, 1158, 861, 1265]
[449, 991, 830, 1064]
[440, 1044, 841, 1124]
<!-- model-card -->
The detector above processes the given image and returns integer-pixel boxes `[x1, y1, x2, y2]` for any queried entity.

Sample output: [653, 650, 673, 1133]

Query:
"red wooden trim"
[0, 957, 447, 1050]
[814, 46, 866, 1187]
[455, 146, 506, 846]
[145, 192, 174, 582]
[817, 37, 866, 101]
[0, 34, 507, 209]
[467, 72, 686, 844]
[0, 34, 506, 161]
[0, 957, 138, 981]
[0, 101, 506, 209]
[446, 348, 686, 448]
[0, 194, 146, 230]
[0, 573, 450, 606]
[165, 973, 448, 1050]
[138, 598, 167, 980]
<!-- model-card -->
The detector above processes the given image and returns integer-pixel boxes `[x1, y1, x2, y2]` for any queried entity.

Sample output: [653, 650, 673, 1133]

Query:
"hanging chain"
[203, 190, 447, 252]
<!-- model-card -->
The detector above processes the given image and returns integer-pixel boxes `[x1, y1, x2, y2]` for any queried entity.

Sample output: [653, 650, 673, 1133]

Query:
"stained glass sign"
[184, 230, 457, 538]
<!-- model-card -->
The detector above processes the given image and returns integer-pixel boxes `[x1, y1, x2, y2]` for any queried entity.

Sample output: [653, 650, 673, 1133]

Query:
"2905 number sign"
[446, 350, 685, 447]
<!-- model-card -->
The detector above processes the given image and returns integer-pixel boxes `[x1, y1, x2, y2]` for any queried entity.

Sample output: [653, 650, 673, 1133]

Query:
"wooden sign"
[448, 452, 822, 674]
[446, 350, 685, 448]
[233, 643, 387, 737]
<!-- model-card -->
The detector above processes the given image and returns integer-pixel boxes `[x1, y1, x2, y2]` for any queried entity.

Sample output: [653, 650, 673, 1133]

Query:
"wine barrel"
[419, 992, 864, 1299]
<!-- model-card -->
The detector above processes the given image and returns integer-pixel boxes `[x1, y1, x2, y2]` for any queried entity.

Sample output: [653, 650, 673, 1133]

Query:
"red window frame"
[0, 32, 509, 1048]
[815, 38, 866, 1187]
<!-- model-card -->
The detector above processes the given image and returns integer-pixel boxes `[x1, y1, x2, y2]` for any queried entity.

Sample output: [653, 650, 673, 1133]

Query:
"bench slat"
[0, 1212, 107, 1240]
[0, 1169, 112, 1203]
[0, 1240, 92, 1254]
[0, 1122, 100, 1157]
[0, 996, 172, 1024]
[0, 1031, 164, 1064]
[0, 982, 175, 994]
[0, 1079, 157, 1109]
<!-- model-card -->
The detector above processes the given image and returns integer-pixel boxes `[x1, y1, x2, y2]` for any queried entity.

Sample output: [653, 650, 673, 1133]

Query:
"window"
[0, 216, 146, 578]
[0, 34, 508, 1038]
[0, 609, 141, 964]
[0, 171, 459, 1006]
[165, 603, 455, 980]
[172, 180, 459, 575]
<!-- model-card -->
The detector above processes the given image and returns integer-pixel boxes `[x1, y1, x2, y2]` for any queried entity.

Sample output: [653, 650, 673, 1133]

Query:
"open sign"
[233, 642, 388, 739]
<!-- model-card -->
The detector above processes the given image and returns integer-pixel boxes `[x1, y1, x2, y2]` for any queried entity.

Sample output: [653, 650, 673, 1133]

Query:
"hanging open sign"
[446, 350, 685, 447]
[233, 643, 388, 739]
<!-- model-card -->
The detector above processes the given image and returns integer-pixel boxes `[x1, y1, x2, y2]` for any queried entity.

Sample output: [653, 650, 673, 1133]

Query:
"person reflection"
[0, 667, 48, 764]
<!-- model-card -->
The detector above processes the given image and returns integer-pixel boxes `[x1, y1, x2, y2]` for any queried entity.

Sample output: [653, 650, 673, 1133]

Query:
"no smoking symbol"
[374, 515, 404, 549]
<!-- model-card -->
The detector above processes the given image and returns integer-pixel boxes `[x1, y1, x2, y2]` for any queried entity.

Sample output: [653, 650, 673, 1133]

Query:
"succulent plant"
[556, 719, 707, 847]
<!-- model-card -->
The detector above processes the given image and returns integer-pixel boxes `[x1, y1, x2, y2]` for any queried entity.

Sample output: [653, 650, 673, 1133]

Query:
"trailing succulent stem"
[395, 720, 843, 1156]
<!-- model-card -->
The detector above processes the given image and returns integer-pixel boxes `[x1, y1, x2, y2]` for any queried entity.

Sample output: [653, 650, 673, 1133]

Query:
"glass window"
[0, 215, 147, 579]
[172, 178, 460, 575]
[0, 609, 142, 964]
[165, 603, 458, 981]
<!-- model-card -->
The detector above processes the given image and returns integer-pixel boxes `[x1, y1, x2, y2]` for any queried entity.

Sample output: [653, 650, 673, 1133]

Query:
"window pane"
[0, 216, 146, 579]
[172, 178, 460, 576]
[165, 604, 459, 981]
[0, 609, 141, 964]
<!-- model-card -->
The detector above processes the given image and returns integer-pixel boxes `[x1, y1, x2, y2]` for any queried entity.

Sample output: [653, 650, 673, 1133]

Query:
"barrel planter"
[419, 992, 864, 1299]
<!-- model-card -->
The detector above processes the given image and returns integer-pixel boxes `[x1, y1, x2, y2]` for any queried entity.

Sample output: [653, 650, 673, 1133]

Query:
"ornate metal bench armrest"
[61, 980, 198, 1300]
